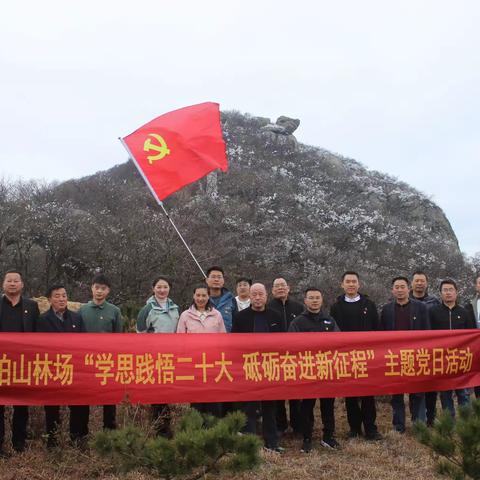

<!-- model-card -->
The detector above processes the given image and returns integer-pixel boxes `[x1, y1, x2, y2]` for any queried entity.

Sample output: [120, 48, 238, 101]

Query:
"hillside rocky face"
[0, 111, 470, 307]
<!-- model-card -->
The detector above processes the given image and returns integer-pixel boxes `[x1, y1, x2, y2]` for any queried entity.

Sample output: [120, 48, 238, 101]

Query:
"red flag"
[122, 102, 228, 201]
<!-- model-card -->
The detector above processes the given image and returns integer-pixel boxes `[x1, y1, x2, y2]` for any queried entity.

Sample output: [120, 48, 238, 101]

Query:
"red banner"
[0, 331, 479, 405]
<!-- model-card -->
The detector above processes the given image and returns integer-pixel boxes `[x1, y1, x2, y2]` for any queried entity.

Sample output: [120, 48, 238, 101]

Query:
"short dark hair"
[3, 269, 23, 281]
[151, 276, 171, 288]
[92, 273, 110, 287]
[45, 284, 67, 299]
[236, 277, 252, 286]
[341, 271, 359, 281]
[391, 276, 410, 286]
[412, 270, 428, 280]
[206, 266, 224, 277]
[192, 284, 213, 310]
[440, 279, 457, 291]
[304, 287, 322, 297]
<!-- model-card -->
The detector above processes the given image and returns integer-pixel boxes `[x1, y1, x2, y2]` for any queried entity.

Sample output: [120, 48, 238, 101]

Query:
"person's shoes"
[70, 436, 88, 451]
[426, 419, 435, 428]
[301, 438, 312, 453]
[12, 442, 25, 453]
[320, 437, 340, 449]
[46, 434, 58, 451]
[347, 430, 362, 439]
[394, 426, 406, 434]
[263, 445, 285, 454]
[0, 447, 10, 459]
[365, 431, 383, 441]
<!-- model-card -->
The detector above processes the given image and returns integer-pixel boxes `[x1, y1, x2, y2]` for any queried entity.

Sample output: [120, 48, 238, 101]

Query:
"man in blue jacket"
[205, 266, 235, 333]
[381, 276, 430, 433]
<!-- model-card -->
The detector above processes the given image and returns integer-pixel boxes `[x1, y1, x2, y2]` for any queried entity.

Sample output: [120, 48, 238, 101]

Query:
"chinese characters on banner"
[0, 331, 479, 405]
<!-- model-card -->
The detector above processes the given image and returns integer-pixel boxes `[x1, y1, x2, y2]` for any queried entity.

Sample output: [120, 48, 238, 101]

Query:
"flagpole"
[119, 137, 207, 279]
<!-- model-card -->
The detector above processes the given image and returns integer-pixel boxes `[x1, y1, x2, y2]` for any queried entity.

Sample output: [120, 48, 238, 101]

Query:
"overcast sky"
[0, 1, 478, 256]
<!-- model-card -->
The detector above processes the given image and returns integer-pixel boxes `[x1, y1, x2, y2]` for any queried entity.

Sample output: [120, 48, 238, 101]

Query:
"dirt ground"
[0, 398, 442, 480]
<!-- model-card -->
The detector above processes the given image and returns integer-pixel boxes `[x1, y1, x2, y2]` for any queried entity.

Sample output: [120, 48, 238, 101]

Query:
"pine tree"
[413, 399, 480, 480]
[93, 409, 262, 479]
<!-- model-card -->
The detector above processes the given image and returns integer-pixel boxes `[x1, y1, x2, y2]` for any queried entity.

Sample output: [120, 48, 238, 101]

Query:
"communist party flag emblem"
[121, 102, 228, 201]
[144, 133, 170, 164]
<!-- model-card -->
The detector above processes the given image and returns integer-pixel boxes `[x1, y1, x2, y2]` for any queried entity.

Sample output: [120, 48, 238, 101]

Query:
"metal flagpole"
[119, 137, 207, 279]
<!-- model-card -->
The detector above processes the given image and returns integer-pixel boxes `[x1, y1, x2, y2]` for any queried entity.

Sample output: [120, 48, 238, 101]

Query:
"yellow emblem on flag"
[144, 133, 171, 164]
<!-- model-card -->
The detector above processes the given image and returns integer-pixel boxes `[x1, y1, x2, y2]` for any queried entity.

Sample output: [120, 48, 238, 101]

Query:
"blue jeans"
[439, 389, 470, 417]
[391, 393, 426, 431]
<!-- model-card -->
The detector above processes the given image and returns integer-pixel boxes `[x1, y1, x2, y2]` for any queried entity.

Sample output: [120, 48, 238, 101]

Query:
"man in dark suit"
[381, 276, 430, 433]
[0, 270, 40, 455]
[267, 277, 304, 435]
[36, 284, 88, 448]
[232, 283, 285, 453]
[330, 271, 382, 441]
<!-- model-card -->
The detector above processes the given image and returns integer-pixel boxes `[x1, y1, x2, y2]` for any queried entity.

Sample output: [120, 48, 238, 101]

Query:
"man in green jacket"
[79, 274, 123, 429]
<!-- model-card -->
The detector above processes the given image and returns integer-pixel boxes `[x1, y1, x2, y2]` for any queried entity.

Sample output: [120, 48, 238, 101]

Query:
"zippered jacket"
[136, 296, 180, 333]
[289, 310, 339, 332]
[428, 303, 476, 330]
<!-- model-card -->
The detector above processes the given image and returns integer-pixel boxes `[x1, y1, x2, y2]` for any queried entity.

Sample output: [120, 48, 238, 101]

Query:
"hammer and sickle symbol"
[143, 133, 171, 164]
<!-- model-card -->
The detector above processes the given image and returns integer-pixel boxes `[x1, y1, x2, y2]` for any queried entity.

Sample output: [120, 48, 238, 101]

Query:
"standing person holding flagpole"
[120, 102, 228, 278]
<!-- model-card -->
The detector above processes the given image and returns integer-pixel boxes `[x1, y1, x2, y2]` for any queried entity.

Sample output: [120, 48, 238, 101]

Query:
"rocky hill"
[0, 110, 470, 306]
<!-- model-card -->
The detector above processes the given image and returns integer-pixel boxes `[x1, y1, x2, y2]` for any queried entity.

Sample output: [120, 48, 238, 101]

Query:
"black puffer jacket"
[289, 310, 339, 333]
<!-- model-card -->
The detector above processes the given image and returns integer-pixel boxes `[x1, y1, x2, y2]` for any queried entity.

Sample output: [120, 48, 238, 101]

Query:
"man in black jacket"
[330, 271, 382, 440]
[232, 283, 285, 453]
[465, 274, 480, 398]
[409, 271, 440, 426]
[381, 276, 430, 433]
[289, 287, 340, 453]
[0, 270, 39, 455]
[429, 279, 475, 417]
[36, 284, 88, 448]
[267, 277, 304, 435]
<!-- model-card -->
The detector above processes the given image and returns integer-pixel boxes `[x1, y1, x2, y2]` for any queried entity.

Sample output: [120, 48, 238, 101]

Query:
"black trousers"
[345, 396, 378, 435]
[301, 398, 335, 440]
[276, 399, 302, 433]
[45, 405, 89, 444]
[475, 386, 480, 398]
[101, 405, 116, 430]
[243, 400, 278, 448]
[0, 405, 29, 451]
[425, 391, 437, 424]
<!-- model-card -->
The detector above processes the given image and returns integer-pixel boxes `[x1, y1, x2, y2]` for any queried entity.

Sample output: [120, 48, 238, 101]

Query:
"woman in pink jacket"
[176, 285, 226, 333]
[177, 285, 226, 416]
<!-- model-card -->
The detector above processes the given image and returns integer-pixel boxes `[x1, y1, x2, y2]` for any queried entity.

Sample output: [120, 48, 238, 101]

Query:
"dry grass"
[0, 399, 442, 480]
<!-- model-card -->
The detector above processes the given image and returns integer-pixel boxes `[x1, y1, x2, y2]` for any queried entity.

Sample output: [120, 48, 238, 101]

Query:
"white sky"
[0, 1, 478, 255]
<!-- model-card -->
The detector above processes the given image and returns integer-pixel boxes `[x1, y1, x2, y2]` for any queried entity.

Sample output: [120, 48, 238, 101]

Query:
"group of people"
[0, 267, 479, 456]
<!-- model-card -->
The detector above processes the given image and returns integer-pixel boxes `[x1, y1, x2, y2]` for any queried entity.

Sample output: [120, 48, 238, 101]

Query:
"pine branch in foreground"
[92, 408, 262, 479]
[413, 399, 480, 480]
